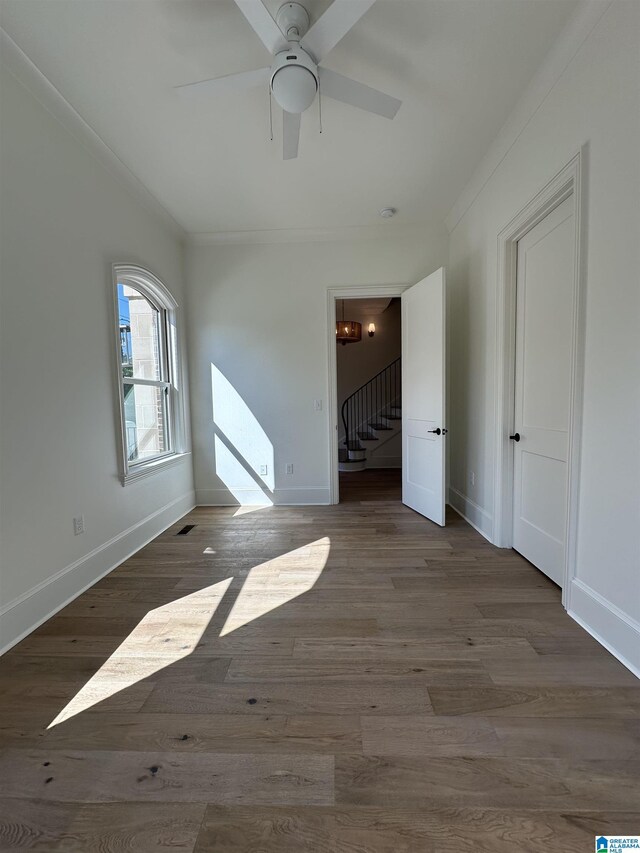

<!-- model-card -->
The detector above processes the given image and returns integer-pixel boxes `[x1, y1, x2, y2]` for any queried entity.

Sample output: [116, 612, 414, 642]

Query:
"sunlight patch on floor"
[219, 537, 330, 635]
[233, 505, 271, 517]
[48, 577, 233, 728]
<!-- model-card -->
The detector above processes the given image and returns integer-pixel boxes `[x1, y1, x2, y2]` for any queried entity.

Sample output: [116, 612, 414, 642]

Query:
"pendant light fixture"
[336, 299, 361, 345]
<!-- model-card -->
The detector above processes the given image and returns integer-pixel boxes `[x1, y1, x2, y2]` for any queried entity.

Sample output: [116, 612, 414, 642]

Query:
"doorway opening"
[327, 284, 409, 505]
[335, 296, 402, 503]
[327, 270, 447, 522]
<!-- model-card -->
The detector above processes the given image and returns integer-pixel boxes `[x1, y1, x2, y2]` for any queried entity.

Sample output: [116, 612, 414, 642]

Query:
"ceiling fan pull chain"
[269, 88, 274, 141]
[318, 77, 323, 135]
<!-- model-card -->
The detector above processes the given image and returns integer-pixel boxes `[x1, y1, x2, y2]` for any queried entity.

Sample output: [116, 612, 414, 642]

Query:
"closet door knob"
[509, 432, 521, 442]
[428, 428, 442, 435]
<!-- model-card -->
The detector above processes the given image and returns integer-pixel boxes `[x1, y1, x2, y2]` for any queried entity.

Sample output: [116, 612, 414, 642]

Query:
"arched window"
[112, 264, 185, 483]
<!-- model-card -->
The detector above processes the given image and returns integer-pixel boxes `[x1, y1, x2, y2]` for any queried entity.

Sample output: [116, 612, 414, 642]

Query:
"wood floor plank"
[0, 800, 206, 852]
[392, 574, 556, 591]
[0, 749, 334, 806]
[292, 637, 536, 661]
[335, 754, 640, 809]
[193, 804, 640, 853]
[224, 657, 492, 686]
[486, 657, 640, 686]
[141, 683, 431, 715]
[492, 717, 640, 759]
[527, 634, 612, 656]
[361, 715, 503, 756]
[33, 616, 145, 637]
[183, 618, 381, 639]
[12, 635, 294, 658]
[0, 680, 154, 716]
[476, 602, 575, 620]
[428, 686, 640, 717]
[0, 712, 361, 754]
[444, 617, 590, 638]
[0, 654, 231, 688]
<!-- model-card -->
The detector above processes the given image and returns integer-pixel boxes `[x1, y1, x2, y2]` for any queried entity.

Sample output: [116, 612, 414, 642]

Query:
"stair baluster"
[341, 357, 401, 464]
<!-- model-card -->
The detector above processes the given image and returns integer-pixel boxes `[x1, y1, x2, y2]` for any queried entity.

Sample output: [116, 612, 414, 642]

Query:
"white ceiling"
[0, 0, 581, 235]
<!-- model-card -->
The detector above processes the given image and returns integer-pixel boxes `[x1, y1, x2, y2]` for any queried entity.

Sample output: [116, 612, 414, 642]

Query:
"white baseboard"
[568, 578, 640, 680]
[195, 487, 331, 506]
[448, 487, 493, 542]
[0, 491, 196, 655]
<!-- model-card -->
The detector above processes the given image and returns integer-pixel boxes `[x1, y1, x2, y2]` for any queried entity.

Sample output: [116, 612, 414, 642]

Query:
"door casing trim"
[493, 148, 587, 608]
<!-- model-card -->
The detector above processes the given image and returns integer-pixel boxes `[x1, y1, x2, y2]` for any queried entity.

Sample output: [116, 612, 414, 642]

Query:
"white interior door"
[402, 267, 446, 525]
[513, 195, 575, 586]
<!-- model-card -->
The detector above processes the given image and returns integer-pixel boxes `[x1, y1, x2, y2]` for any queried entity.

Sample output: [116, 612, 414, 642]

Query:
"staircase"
[339, 357, 401, 472]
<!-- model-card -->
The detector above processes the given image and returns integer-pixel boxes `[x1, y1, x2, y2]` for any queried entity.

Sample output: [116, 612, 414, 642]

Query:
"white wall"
[0, 66, 195, 652]
[447, 1, 640, 674]
[187, 229, 448, 505]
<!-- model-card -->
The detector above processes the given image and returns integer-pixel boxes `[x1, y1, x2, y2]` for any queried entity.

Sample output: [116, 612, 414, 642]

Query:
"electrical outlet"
[260, 464, 268, 476]
[285, 463, 294, 475]
[470, 471, 476, 487]
[313, 399, 322, 412]
[73, 515, 85, 536]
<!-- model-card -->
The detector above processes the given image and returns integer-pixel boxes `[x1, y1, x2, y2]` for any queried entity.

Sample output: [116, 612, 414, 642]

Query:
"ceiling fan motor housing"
[270, 44, 318, 114]
[275, 2, 310, 41]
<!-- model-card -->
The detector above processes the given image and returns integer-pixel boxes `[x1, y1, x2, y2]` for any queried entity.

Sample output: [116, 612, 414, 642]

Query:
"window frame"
[111, 264, 188, 485]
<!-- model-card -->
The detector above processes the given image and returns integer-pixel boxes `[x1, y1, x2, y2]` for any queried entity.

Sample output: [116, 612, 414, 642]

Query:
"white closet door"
[513, 195, 575, 586]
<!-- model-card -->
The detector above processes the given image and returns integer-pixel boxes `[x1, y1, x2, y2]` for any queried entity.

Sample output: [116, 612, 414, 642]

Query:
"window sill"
[121, 451, 191, 486]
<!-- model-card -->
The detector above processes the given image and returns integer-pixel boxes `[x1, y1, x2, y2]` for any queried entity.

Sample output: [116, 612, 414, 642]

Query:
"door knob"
[509, 432, 521, 442]
[428, 428, 442, 435]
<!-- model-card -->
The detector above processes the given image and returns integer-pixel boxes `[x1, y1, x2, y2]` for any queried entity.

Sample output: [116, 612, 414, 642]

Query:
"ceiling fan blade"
[175, 66, 270, 99]
[283, 110, 301, 160]
[318, 67, 401, 119]
[301, 0, 376, 62]
[233, 0, 288, 55]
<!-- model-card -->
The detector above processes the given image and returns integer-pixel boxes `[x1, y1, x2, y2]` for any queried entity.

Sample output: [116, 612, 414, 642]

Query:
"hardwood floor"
[338, 468, 401, 502]
[1, 469, 639, 851]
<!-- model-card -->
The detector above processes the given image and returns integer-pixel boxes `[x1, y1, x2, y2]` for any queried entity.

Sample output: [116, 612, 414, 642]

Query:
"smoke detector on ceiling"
[379, 207, 397, 218]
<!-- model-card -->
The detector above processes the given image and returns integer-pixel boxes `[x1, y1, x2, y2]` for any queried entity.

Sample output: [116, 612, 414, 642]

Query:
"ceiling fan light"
[271, 65, 317, 114]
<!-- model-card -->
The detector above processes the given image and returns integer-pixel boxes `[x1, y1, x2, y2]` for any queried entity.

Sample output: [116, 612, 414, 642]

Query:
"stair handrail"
[341, 356, 401, 447]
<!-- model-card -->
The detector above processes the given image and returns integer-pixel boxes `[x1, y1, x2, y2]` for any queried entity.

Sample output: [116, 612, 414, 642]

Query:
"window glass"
[123, 382, 169, 462]
[118, 284, 162, 381]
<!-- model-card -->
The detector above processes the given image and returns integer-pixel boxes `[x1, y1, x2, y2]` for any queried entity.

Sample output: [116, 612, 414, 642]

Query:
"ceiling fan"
[176, 0, 401, 160]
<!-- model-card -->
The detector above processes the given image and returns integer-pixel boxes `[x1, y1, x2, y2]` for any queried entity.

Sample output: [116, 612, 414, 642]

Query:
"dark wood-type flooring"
[1, 470, 639, 851]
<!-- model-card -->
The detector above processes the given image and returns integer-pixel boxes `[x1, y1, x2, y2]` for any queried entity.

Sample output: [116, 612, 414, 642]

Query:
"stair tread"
[369, 423, 393, 430]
